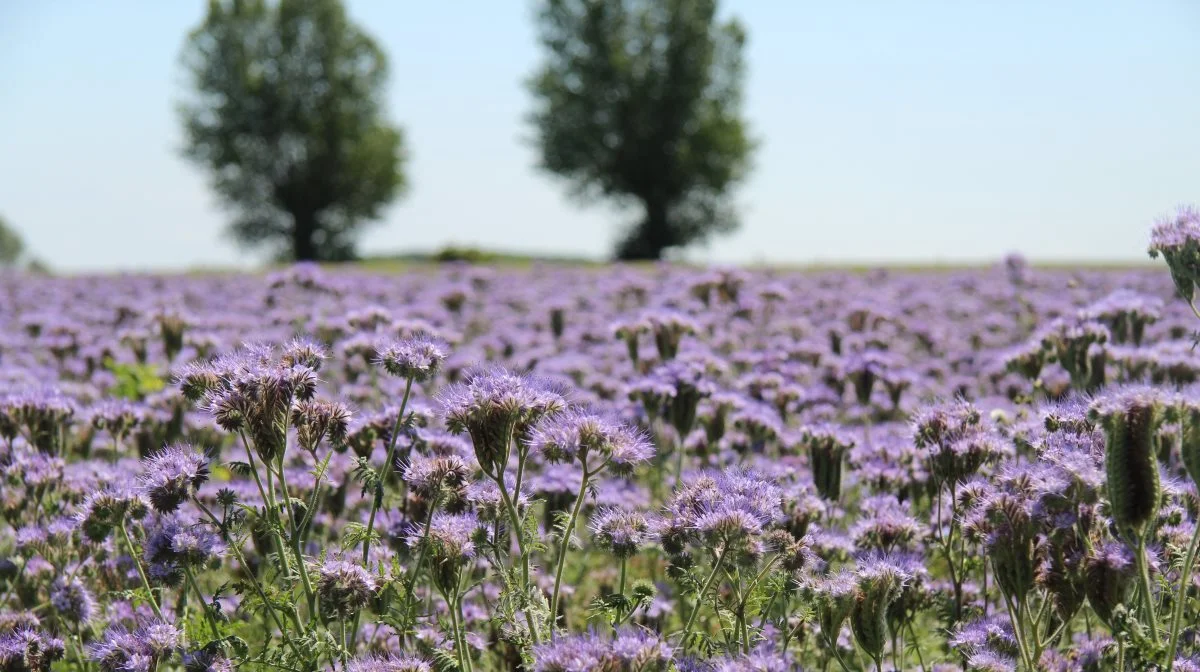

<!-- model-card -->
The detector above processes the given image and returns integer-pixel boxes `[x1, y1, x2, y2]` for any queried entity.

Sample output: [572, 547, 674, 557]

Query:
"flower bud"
[1090, 387, 1166, 540]
[1083, 542, 1135, 628]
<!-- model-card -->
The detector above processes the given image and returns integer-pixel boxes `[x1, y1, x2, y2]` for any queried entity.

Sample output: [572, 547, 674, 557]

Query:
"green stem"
[1136, 535, 1161, 638]
[184, 565, 221, 640]
[549, 467, 593, 633]
[906, 622, 928, 672]
[1167, 521, 1200, 671]
[118, 520, 163, 620]
[398, 498, 439, 639]
[193, 497, 307, 658]
[1000, 587, 1035, 671]
[339, 619, 349, 670]
[241, 431, 291, 578]
[276, 457, 316, 613]
[680, 547, 728, 649]
[362, 377, 413, 565]
[494, 472, 542, 645]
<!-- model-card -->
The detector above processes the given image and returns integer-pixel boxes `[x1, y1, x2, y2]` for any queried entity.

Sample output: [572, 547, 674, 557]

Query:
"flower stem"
[550, 468, 592, 634]
[680, 547, 728, 650]
[193, 496, 307, 658]
[183, 565, 221, 641]
[118, 520, 163, 620]
[241, 431, 291, 578]
[275, 457, 315, 613]
[1166, 521, 1200, 671]
[494, 473, 541, 645]
[362, 377, 413, 566]
[1136, 535, 1161, 638]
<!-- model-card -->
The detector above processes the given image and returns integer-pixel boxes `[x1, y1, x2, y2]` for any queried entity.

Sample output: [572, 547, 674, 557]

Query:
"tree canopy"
[529, 0, 754, 260]
[179, 0, 406, 262]
[0, 215, 24, 268]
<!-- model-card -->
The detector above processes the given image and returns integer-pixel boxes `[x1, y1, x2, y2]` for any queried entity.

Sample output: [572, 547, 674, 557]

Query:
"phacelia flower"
[526, 407, 653, 471]
[0, 627, 65, 672]
[138, 443, 210, 513]
[346, 654, 433, 672]
[373, 334, 448, 382]
[590, 507, 656, 559]
[49, 577, 96, 624]
[315, 558, 377, 619]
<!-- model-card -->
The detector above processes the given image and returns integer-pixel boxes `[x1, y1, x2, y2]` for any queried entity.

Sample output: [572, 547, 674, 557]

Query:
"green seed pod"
[1096, 395, 1163, 541]
[549, 307, 566, 340]
[850, 563, 905, 666]
[1180, 404, 1200, 491]
[1083, 542, 1135, 629]
[1164, 252, 1197, 303]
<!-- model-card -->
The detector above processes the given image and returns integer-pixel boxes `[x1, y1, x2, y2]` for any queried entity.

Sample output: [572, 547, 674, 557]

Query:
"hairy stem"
[118, 520, 163, 620]
[362, 377, 413, 566]
[680, 547, 728, 650]
[1166, 521, 1200, 671]
[549, 467, 592, 634]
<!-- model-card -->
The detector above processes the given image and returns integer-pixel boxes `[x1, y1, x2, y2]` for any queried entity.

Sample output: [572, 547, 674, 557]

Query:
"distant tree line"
[179, 0, 753, 263]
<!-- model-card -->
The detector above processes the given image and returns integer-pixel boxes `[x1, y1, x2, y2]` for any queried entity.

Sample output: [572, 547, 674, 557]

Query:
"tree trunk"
[291, 208, 318, 261]
[616, 198, 671, 260]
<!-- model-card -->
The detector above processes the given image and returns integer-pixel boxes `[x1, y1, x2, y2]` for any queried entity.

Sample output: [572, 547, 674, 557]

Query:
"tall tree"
[529, 0, 754, 260]
[179, 0, 406, 262]
[0, 215, 24, 268]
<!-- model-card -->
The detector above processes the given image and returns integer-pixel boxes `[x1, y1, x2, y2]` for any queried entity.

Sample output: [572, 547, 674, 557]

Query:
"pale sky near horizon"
[1, 1, 1197, 272]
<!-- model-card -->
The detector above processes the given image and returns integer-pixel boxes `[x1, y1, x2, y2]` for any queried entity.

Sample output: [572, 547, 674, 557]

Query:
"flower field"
[5, 213, 1200, 671]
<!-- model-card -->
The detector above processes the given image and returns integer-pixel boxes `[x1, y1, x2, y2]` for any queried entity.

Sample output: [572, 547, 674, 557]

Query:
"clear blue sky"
[1, 1, 1197, 271]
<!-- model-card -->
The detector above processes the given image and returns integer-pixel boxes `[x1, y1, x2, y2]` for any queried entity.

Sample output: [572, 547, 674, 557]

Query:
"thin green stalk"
[549, 467, 593, 633]
[397, 498, 439, 637]
[822, 630, 854, 672]
[118, 520, 163, 620]
[1136, 536, 1161, 638]
[193, 497, 307, 657]
[362, 377, 413, 565]
[339, 620, 349, 670]
[494, 473, 542, 645]
[999, 587, 1035, 671]
[906, 622, 928, 672]
[1167, 521, 1200, 671]
[184, 565, 221, 640]
[241, 431, 291, 577]
[275, 457, 316, 613]
[680, 547, 729, 649]
[618, 558, 627, 596]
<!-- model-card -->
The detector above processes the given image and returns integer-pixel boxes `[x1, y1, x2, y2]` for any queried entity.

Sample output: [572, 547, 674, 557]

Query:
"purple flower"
[532, 628, 671, 672]
[138, 443, 210, 513]
[315, 558, 377, 619]
[526, 407, 653, 470]
[589, 507, 655, 558]
[373, 334, 449, 382]
[438, 365, 566, 474]
[87, 620, 180, 672]
[49, 577, 95, 624]
[345, 654, 433, 672]
[0, 628, 65, 672]
[402, 454, 472, 502]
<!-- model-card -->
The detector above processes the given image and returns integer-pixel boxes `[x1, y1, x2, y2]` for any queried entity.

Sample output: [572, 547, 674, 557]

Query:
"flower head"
[315, 558, 377, 619]
[49, 577, 95, 625]
[438, 366, 566, 474]
[590, 507, 656, 558]
[526, 407, 653, 470]
[139, 444, 210, 513]
[373, 334, 448, 382]
[0, 627, 65, 672]
[346, 654, 433, 672]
